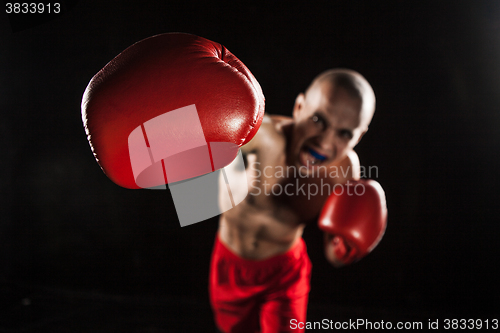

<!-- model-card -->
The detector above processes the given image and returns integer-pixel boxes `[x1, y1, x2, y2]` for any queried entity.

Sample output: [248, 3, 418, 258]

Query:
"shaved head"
[289, 68, 376, 172]
[306, 69, 376, 130]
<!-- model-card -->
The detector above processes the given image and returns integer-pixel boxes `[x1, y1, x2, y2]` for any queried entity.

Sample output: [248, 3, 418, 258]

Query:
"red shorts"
[209, 236, 312, 333]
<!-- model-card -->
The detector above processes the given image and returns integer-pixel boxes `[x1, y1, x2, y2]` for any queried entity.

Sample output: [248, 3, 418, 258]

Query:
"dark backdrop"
[2, 1, 500, 332]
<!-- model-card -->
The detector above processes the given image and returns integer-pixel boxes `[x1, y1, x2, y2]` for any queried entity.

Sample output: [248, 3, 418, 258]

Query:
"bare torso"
[218, 115, 359, 259]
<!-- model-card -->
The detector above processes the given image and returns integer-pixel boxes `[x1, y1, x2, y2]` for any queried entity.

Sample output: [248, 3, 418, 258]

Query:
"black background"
[1, 0, 500, 332]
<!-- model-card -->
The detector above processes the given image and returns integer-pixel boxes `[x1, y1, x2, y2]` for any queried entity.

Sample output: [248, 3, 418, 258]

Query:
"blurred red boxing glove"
[318, 179, 387, 267]
[82, 33, 264, 189]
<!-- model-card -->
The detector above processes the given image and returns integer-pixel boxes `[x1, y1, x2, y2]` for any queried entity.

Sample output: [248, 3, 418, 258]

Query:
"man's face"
[290, 81, 368, 174]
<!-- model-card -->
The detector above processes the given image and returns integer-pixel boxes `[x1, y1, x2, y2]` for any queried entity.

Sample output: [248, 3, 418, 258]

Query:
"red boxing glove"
[318, 179, 387, 266]
[82, 33, 265, 189]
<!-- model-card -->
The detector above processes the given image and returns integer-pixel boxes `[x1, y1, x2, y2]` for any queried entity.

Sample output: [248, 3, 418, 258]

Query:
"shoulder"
[269, 114, 293, 125]
[242, 114, 290, 153]
[330, 150, 361, 184]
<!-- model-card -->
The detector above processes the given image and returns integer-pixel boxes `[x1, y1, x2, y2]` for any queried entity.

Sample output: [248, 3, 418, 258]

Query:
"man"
[81, 33, 384, 333]
[210, 69, 378, 332]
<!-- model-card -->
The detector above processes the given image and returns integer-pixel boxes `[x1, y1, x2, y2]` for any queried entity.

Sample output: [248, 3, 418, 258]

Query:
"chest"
[245, 152, 332, 223]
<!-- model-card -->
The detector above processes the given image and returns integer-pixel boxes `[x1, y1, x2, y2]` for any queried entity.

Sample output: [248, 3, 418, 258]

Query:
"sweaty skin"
[218, 70, 375, 263]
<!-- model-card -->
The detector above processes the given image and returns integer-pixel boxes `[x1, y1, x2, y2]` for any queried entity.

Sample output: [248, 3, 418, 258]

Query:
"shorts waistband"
[214, 235, 307, 268]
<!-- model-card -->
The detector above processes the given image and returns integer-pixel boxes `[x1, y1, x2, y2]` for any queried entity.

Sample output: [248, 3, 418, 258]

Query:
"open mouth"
[299, 146, 328, 169]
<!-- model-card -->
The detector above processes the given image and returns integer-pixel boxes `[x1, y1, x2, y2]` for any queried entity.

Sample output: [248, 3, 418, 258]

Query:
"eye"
[311, 114, 326, 129]
[339, 129, 353, 140]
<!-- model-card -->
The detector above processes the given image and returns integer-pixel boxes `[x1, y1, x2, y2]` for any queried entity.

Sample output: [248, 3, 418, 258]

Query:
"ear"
[292, 93, 305, 119]
[355, 127, 368, 145]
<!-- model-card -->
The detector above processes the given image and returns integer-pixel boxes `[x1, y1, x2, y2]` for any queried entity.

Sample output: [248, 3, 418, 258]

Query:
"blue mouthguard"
[308, 148, 326, 161]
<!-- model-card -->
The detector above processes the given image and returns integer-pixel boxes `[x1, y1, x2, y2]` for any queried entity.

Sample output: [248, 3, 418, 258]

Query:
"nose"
[318, 127, 336, 154]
